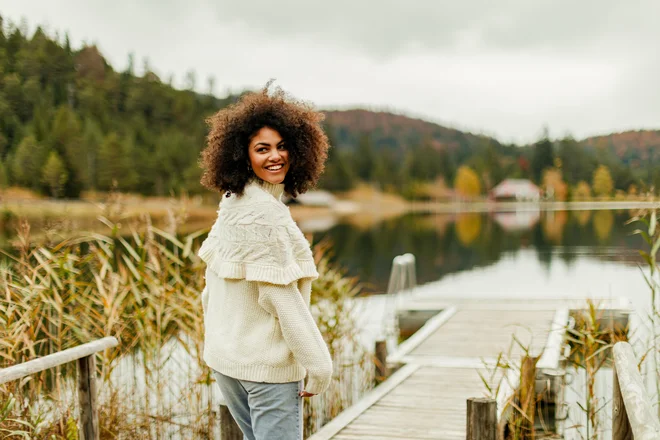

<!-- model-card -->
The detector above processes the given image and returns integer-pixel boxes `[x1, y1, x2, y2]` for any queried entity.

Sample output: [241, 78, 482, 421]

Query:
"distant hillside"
[581, 130, 660, 168]
[323, 109, 512, 161]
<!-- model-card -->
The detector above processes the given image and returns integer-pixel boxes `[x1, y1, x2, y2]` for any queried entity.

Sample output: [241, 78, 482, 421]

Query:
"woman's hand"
[299, 390, 316, 398]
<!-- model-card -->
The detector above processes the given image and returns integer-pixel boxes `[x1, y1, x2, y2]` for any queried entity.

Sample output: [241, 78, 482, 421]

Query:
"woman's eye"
[278, 144, 286, 150]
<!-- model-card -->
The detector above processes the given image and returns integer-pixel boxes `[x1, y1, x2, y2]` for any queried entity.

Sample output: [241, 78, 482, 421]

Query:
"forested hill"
[324, 110, 505, 158]
[0, 15, 658, 200]
[321, 109, 660, 197]
[581, 130, 660, 168]
[0, 17, 234, 198]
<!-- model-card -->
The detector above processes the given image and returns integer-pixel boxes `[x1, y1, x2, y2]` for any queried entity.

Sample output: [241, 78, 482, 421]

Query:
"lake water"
[310, 208, 655, 440]
[311, 209, 645, 295]
[38, 207, 654, 438]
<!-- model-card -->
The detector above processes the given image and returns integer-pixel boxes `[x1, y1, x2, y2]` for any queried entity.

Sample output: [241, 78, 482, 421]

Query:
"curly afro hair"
[200, 83, 329, 198]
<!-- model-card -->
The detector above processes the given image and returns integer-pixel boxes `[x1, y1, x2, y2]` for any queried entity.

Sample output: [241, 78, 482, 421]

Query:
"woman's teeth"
[266, 165, 283, 171]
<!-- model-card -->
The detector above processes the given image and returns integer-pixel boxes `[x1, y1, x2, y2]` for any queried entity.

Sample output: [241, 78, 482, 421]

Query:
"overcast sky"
[1, 0, 658, 144]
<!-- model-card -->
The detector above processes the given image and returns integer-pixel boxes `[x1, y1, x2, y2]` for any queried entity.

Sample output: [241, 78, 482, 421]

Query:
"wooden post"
[519, 355, 539, 438]
[220, 404, 242, 440]
[466, 398, 497, 440]
[374, 340, 389, 385]
[612, 366, 633, 440]
[77, 354, 99, 440]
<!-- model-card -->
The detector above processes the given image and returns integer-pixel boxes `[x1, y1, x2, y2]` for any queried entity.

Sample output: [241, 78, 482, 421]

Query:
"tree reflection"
[543, 210, 568, 244]
[312, 210, 635, 293]
[455, 214, 482, 246]
[592, 210, 614, 242]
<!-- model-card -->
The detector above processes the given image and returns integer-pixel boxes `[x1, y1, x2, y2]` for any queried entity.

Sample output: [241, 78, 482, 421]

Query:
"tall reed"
[564, 300, 622, 440]
[628, 208, 660, 410]
[0, 193, 369, 439]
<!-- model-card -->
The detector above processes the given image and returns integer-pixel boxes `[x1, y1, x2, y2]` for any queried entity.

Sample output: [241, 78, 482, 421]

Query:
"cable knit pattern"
[198, 180, 318, 285]
[199, 179, 333, 395]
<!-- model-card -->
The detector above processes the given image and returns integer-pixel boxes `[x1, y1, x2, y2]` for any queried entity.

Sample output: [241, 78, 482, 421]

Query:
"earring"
[247, 163, 252, 173]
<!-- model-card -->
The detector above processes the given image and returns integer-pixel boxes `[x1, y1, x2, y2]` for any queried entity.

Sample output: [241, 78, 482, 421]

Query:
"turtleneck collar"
[253, 178, 285, 201]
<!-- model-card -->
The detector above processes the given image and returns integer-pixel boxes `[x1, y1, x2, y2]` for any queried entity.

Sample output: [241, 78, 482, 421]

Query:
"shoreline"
[0, 197, 657, 225]
[405, 199, 660, 213]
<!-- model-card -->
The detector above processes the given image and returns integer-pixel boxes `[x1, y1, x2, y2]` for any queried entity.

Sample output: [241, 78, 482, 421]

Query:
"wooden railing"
[612, 341, 660, 440]
[465, 341, 660, 440]
[0, 337, 119, 440]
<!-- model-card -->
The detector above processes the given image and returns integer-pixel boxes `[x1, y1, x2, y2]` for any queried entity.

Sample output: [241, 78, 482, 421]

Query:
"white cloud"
[0, 0, 658, 143]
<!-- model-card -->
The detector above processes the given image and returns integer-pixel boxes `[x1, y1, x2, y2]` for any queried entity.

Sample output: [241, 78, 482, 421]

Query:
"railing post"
[612, 341, 660, 439]
[612, 365, 633, 440]
[466, 398, 496, 440]
[220, 404, 242, 440]
[374, 340, 389, 385]
[77, 354, 99, 440]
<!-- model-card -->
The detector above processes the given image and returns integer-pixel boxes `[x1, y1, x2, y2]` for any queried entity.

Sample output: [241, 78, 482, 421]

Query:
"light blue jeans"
[213, 370, 304, 440]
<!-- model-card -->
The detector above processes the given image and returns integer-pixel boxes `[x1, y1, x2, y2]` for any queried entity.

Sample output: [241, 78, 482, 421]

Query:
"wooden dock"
[309, 297, 628, 440]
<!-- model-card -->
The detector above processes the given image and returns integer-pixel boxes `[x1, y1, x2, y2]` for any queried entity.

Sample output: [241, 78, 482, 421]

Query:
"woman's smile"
[248, 127, 290, 184]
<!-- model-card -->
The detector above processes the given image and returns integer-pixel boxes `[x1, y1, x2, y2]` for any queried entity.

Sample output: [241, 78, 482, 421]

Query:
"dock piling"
[466, 397, 497, 440]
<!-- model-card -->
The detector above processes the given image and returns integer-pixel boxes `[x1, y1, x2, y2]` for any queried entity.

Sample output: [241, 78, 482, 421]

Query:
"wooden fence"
[0, 337, 119, 440]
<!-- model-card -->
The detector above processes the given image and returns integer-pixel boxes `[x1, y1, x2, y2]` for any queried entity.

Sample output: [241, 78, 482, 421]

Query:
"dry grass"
[0, 195, 371, 439]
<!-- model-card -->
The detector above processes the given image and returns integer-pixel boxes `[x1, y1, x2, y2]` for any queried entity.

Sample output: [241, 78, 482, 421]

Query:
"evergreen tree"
[182, 160, 204, 193]
[354, 134, 376, 182]
[372, 150, 397, 190]
[319, 146, 355, 192]
[558, 136, 599, 186]
[97, 132, 138, 191]
[531, 133, 554, 183]
[484, 143, 504, 189]
[42, 150, 68, 197]
[80, 118, 102, 189]
[12, 135, 48, 189]
[50, 105, 84, 196]
[0, 160, 8, 188]
[438, 149, 456, 184]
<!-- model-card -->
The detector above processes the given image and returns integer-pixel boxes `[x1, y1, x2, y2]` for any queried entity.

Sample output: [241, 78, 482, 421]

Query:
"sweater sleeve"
[257, 281, 333, 395]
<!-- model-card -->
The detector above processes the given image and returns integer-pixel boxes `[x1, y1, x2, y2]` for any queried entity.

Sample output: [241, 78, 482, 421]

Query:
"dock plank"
[309, 302, 569, 440]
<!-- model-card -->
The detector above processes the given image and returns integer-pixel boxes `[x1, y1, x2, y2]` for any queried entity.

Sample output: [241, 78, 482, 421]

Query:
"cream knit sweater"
[199, 179, 333, 395]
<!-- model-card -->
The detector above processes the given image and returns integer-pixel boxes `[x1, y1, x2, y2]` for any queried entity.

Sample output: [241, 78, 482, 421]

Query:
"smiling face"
[248, 126, 290, 185]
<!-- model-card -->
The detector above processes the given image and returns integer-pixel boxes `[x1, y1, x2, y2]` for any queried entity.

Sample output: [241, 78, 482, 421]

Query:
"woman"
[198, 84, 333, 440]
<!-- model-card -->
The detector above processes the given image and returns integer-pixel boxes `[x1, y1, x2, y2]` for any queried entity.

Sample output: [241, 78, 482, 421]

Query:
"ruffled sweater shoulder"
[197, 180, 318, 285]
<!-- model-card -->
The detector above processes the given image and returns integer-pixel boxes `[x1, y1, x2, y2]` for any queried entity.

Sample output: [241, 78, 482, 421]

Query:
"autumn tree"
[573, 181, 591, 200]
[453, 165, 481, 197]
[542, 168, 568, 201]
[592, 165, 614, 198]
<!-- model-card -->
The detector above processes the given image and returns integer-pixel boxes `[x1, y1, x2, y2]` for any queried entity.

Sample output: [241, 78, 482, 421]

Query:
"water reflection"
[312, 210, 641, 293]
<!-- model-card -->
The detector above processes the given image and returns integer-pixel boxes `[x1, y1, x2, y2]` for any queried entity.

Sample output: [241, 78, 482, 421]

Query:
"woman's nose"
[269, 149, 281, 160]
